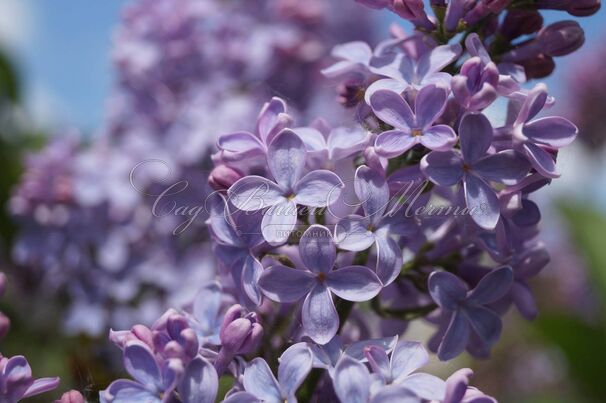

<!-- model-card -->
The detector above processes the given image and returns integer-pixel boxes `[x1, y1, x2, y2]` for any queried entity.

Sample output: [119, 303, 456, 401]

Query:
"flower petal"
[415, 84, 449, 128]
[300, 225, 336, 273]
[428, 271, 467, 310]
[257, 97, 289, 143]
[228, 176, 285, 211]
[512, 282, 538, 320]
[463, 174, 500, 230]
[261, 199, 298, 245]
[375, 235, 402, 286]
[420, 151, 464, 187]
[459, 113, 493, 163]
[368, 90, 414, 130]
[243, 358, 282, 402]
[333, 356, 371, 403]
[417, 44, 462, 77]
[354, 165, 390, 222]
[463, 305, 502, 346]
[242, 255, 264, 306]
[294, 170, 344, 208]
[397, 373, 446, 401]
[101, 380, 161, 403]
[178, 357, 218, 403]
[375, 130, 417, 158]
[391, 341, 429, 380]
[217, 131, 265, 154]
[278, 343, 313, 398]
[522, 142, 559, 178]
[259, 264, 316, 303]
[22, 377, 60, 399]
[364, 345, 391, 383]
[514, 84, 547, 125]
[437, 311, 470, 361]
[421, 125, 457, 151]
[467, 267, 514, 306]
[267, 129, 307, 190]
[123, 341, 162, 391]
[523, 117, 577, 148]
[326, 265, 382, 301]
[302, 284, 339, 344]
[474, 150, 529, 185]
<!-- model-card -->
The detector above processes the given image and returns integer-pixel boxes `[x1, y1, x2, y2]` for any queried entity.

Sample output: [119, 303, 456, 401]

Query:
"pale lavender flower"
[335, 165, 418, 285]
[259, 225, 382, 344]
[370, 85, 457, 158]
[443, 368, 496, 403]
[228, 130, 344, 244]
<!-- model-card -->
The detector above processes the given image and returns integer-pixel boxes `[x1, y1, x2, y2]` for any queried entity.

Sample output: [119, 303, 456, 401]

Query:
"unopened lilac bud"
[237, 322, 263, 354]
[567, 0, 601, 17]
[465, 1, 512, 26]
[221, 318, 253, 353]
[55, 390, 85, 403]
[393, 0, 435, 30]
[220, 304, 245, 335]
[131, 324, 154, 347]
[521, 54, 555, 79]
[499, 10, 543, 40]
[209, 165, 243, 191]
[444, 0, 468, 32]
[0, 313, 10, 341]
[537, 21, 585, 57]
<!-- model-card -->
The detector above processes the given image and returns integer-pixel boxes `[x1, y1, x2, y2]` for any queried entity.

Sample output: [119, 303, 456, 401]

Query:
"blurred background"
[0, 1, 604, 402]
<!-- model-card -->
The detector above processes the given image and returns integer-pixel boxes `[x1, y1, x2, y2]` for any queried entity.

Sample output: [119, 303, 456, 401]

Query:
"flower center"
[317, 272, 326, 282]
[412, 128, 423, 137]
[462, 163, 471, 173]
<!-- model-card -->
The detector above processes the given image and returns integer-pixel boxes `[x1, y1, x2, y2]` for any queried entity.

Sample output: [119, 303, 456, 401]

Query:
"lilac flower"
[428, 267, 513, 360]
[183, 281, 224, 345]
[228, 130, 344, 244]
[365, 43, 462, 99]
[259, 225, 382, 344]
[336, 165, 419, 285]
[370, 85, 457, 158]
[502, 83, 578, 178]
[364, 340, 446, 400]
[0, 355, 60, 402]
[223, 343, 313, 403]
[421, 113, 530, 229]
[321, 42, 374, 78]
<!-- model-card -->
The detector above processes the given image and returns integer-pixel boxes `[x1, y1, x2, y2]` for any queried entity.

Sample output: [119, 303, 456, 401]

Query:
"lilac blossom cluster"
[97, 0, 589, 400]
[8, 0, 375, 334]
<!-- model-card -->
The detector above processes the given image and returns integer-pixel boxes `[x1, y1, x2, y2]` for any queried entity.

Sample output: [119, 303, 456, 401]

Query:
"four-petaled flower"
[370, 85, 457, 158]
[428, 267, 514, 361]
[228, 129, 344, 244]
[421, 113, 530, 229]
[259, 225, 382, 344]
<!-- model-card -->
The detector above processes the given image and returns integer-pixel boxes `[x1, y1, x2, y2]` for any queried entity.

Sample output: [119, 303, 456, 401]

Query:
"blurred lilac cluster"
[8, 0, 375, 334]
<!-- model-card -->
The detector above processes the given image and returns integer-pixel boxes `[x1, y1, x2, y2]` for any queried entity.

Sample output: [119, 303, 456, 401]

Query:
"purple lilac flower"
[500, 83, 577, 178]
[335, 165, 418, 285]
[0, 355, 60, 402]
[228, 130, 344, 244]
[370, 85, 457, 157]
[223, 343, 313, 403]
[428, 267, 513, 360]
[259, 225, 382, 344]
[421, 113, 530, 230]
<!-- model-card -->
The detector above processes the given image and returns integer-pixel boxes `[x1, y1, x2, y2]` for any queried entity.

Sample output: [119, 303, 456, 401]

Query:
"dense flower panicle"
[4, 0, 594, 401]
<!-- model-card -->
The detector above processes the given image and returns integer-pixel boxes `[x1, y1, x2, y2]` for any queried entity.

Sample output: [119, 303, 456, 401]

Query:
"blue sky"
[0, 1, 603, 132]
